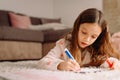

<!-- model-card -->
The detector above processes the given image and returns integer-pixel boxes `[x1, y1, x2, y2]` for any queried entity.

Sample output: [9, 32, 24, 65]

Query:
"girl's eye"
[82, 31, 87, 35]
[91, 36, 97, 39]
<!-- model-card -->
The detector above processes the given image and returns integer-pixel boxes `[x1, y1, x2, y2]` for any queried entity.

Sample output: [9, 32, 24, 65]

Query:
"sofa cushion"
[9, 12, 31, 29]
[42, 28, 72, 42]
[0, 10, 11, 26]
[0, 27, 4, 39]
[0, 41, 42, 60]
[41, 18, 61, 24]
[30, 17, 42, 25]
[2, 27, 44, 42]
[29, 23, 69, 31]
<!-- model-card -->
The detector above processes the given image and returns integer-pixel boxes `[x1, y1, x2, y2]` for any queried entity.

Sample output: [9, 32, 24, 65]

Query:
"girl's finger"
[67, 60, 80, 70]
[69, 59, 80, 69]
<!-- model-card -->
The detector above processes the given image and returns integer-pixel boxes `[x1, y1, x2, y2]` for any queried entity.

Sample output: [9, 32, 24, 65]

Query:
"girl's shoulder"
[56, 38, 70, 47]
[112, 31, 120, 38]
[56, 38, 65, 44]
[56, 33, 72, 48]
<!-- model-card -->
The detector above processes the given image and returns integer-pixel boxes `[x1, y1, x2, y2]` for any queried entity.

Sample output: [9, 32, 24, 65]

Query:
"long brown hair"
[68, 8, 119, 66]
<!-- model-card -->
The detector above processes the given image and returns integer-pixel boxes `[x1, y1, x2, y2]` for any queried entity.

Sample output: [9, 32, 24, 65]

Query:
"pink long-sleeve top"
[38, 38, 120, 70]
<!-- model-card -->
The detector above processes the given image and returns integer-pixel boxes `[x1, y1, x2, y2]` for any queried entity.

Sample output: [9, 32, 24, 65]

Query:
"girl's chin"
[79, 45, 87, 48]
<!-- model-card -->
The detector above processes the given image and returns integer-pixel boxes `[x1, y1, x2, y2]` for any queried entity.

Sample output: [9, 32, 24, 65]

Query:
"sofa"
[0, 10, 72, 61]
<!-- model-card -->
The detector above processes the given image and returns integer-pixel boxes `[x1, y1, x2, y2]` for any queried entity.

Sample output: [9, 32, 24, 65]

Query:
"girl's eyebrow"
[80, 27, 86, 31]
[81, 27, 99, 37]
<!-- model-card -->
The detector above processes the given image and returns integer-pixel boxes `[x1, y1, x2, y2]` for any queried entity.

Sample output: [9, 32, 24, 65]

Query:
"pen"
[64, 48, 74, 60]
[65, 48, 81, 71]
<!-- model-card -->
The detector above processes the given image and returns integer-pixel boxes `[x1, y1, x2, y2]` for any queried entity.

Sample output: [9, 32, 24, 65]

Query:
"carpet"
[0, 61, 120, 80]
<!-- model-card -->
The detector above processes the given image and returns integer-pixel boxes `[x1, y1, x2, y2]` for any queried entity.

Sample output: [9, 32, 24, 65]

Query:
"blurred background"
[0, 0, 119, 33]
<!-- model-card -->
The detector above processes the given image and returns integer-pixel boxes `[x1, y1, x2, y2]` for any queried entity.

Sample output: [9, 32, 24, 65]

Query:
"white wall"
[0, 0, 54, 18]
[0, 0, 103, 27]
[53, 0, 103, 27]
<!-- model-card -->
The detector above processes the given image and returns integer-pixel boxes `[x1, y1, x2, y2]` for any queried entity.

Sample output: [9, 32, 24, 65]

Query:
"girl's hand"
[100, 57, 120, 69]
[57, 59, 80, 71]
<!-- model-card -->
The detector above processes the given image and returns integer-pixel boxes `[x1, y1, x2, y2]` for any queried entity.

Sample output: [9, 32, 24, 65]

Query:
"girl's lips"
[81, 42, 88, 46]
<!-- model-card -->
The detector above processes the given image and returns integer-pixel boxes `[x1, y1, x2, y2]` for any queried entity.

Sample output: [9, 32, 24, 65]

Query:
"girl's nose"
[85, 37, 91, 42]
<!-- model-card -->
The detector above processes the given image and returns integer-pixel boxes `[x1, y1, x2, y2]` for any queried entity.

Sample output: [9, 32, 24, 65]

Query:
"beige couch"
[0, 10, 72, 61]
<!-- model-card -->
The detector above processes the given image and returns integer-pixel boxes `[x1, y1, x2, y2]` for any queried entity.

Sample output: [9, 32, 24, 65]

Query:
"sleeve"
[111, 32, 120, 53]
[100, 57, 120, 69]
[37, 39, 65, 71]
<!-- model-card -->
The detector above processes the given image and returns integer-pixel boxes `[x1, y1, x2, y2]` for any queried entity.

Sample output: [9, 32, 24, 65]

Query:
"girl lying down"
[38, 8, 120, 71]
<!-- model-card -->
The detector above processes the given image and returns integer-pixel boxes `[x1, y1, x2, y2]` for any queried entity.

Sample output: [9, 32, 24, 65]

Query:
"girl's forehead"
[79, 23, 102, 35]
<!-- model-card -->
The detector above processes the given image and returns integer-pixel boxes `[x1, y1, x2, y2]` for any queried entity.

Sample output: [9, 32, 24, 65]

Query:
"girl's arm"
[100, 57, 120, 69]
[37, 39, 65, 71]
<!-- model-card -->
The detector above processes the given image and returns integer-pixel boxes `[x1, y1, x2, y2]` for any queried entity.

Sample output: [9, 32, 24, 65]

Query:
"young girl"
[38, 8, 120, 71]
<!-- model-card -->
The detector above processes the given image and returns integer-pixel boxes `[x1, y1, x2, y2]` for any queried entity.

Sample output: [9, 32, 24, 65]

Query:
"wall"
[103, 0, 120, 33]
[0, 0, 102, 27]
[53, 0, 103, 27]
[0, 0, 54, 18]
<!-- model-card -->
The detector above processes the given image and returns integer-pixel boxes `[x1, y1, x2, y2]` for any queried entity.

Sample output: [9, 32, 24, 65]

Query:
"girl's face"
[78, 23, 101, 48]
